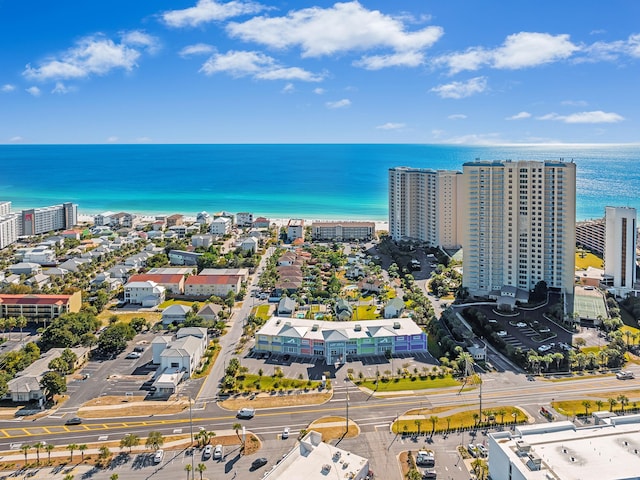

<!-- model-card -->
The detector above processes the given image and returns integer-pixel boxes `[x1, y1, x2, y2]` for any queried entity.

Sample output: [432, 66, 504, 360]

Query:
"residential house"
[199, 268, 250, 281]
[128, 273, 185, 294]
[58, 257, 91, 273]
[236, 212, 253, 227]
[197, 303, 221, 321]
[5, 347, 89, 402]
[45, 267, 69, 278]
[277, 297, 297, 317]
[252, 217, 271, 228]
[240, 237, 259, 253]
[90, 272, 122, 292]
[61, 230, 81, 240]
[384, 297, 405, 319]
[166, 214, 184, 227]
[161, 304, 191, 326]
[94, 211, 115, 226]
[196, 211, 212, 225]
[209, 217, 232, 235]
[287, 219, 304, 242]
[334, 299, 353, 321]
[8, 262, 42, 276]
[124, 280, 166, 307]
[168, 249, 202, 266]
[25, 273, 51, 290]
[192, 234, 216, 249]
[358, 277, 382, 294]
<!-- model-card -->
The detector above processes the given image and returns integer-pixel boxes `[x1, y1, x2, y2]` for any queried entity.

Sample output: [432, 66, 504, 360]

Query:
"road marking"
[10, 443, 22, 450]
[98, 435, 109, 441]
[173, 429, 183, 434]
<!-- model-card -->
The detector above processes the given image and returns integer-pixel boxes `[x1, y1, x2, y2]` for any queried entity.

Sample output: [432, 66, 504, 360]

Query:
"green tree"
[16, 315, 27, 341]
[145, 431, 164, 451]
[582, 400, 591, 417]
[20, 444, 30, 463]
[7, 317, 17, 340]
[428, 415, 439, 436]
[49, 356, 70, 375]
[595, 400, 604, 411]
[99, 445, 111, 460]
[618, 394, 629, 414]
[110, 475, 119, 480]
[33, 441, 44, 464]
[233, 423, 243, 444]
[120, 434, 140, 453]
[97, 322, 136, 355]
[184, 463, 192, 480]
[67, 443, 78, 462]
[40, 371, 67, 400]
[78, 444, 88, 461]
[45, 443, 55, 463]
[197, 463, 207, 480]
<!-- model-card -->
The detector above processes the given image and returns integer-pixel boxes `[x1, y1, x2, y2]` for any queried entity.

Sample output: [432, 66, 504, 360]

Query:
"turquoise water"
[1, 144, 638, 221]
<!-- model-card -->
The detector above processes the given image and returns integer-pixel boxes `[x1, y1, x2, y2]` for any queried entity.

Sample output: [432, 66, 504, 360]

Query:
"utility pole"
[345, 377, 350, 435]
[189, 396, 195, 474]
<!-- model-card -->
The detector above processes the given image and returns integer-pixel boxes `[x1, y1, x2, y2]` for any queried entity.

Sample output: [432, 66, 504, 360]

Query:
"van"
[237, 407, 255, 419]
[416, 450, 435, 467]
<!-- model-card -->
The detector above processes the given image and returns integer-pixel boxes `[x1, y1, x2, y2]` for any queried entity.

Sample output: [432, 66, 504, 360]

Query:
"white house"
[384, 298, 405, 319]
[124, 280, 166, 307]
[236, 212, 253, 227]
[192, 234, 216, 249]
[161, 304, 191, 326]
[209, 217, 232, 235]
[240, 237, 259, 253]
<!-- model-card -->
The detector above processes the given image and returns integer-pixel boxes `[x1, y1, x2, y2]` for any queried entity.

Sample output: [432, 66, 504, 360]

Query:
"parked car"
[251, 457, 268, 469]
[153, 450, 164, 464]
[497, 331, 507, 337]
[476, 444, 488, 457]
[282, 427, 290, 439]
[467, 444, 478, 457]
[537, 344, 551, 353]
[515, 322, 527, 328]
[539, 327, 551, 333]
[422, 469, 437, 479]
[65, 417, 83, 425]
[203, 445, 212, 459]
[134, 346, 145, 352]
[125, 352, 141, 359]
[416, 450, 435, 466]
[213, 444, 223, 460]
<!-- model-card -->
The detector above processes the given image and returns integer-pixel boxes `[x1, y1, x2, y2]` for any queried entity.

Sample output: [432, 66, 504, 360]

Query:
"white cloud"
[326, 98, 351, 109]
[313, 87, 325, 95]
[23, 31, 158, 81]
[439, 32, 579, 74]
[1, 84, 16, 93]
[26, 86, 41, 96]
[537, 110, 624, 123]
[51, 82, 71, 94]
[200, 50, 324, 81]
[227, 1, 443, 67]
[430, 76, 487, 99]
[121, 31, 161, 54]
[354, 51, 425, 70]
[179, 43, 215, 58]
[9, 136, 24, 143]
[582, 34, 640, 61]
[440, 132, 504, 145]
[107, 136, 119, 143]
[136, 136, 152, 143]
[376, 122, 405, 130]
[282, 83, 294, 93]
[561, 100, 588, 107]
[506, 111, 531, 120]
[162, 0, 266, 28]
[447, 114, 467, 120]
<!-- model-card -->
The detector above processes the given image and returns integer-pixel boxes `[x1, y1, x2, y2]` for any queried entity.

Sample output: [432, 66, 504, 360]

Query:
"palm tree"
[472, 412, 480, 426]
[67, 443, 78, 462]
[496, 408, 507, 425]
[145, 431, 164, 451]
[414, 419, 422, 436]
[7, 316, 16, 341]
[511, 408, 520, 425]
[618, 395, 629, 414]
[16, 315, 27, 341]
[232, 423, 242, 443]
[120, 434, 139, 453]
[20, 444, 31, 463]
[110, 475, 119, 480]
[33, 441, 44, 464]
[595, 400, 604, 412]
[78, 444, 87, 461]
[608, 397, 618, 412]
[582, 400, 591, 417]
[45, 443, 55, 463]
[428, 416, 439, 436]
[184, 463, 192, 480]
[63, 475, 74, 480]
[197, 463, 207, 480]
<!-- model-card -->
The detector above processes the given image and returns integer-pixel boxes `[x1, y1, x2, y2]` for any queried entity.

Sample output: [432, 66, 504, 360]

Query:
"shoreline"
[77, 213, 389, 231]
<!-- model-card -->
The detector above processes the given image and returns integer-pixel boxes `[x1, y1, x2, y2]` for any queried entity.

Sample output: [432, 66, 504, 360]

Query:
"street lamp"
[188, 395, 195, 475]
[345, 377, 350, 435]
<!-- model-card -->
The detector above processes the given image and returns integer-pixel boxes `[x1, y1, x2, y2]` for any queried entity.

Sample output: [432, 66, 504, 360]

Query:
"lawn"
[158, 299, 195, 309]
[357, 374, 461, 392]
[354, 305, 380, 320]
[97, 311, 161, 325]
[252, 304, 271, 321]
[234, 373, 323, 392]
[553, 394, 640, 417]
[392, 406, 526, 434]
[575, 251, 604, 270]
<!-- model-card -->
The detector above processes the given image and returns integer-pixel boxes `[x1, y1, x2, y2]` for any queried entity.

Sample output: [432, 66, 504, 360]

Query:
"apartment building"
[21, 202, 77, 236]
[576, 217, 605, 255]
[311, 221, 376, 242]
[604, 206, 637, 295]
[236, 212, 254, 227]
[287, 219, 304, 242]
[0, 291, 82, 323]
[0, 201, 11, 215]
[209, 216, 232, 235]
[461, 160, 576, 297]
[388, 167, 462, 249]
[0, 213, 19, 249]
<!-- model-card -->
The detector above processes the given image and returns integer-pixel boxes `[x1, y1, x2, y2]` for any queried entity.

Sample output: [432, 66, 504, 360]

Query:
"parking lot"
[242, 350, 438, 381]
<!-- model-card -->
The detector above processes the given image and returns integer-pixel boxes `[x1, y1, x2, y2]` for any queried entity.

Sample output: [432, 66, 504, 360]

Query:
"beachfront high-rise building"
[461, 160, 576, 297]
[0, 201, 11, 216]
[0, 213, 19, 250]
[604, 206, 637, 294]
[576, 217, 606, 255]
[20, 202, 78, 236]
[388, 167, 462, 249]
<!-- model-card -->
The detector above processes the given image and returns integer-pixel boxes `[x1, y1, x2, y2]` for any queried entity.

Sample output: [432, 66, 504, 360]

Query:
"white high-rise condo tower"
[604, 206, 637, 295]
[388, 167, 462, 249]
[461, 160, 576, 297]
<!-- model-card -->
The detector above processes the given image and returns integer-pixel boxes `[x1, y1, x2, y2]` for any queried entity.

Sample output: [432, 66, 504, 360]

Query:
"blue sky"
[1, 0, 640, 144]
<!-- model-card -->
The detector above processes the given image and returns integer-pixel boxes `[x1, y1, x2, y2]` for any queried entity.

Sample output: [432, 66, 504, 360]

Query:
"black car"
[251, 457, 268, 469]
[65, 417, 83, 425]
[283, 354, 291, 361]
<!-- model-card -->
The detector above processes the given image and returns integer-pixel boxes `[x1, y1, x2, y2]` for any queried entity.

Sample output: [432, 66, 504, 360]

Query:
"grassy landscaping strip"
[234, 373, 323, 392]
[219, 392, 332, 410]
[192, 341, 221, 379]
[575, 251, 604, 270]
[357, 374, 461, 392]
[253, 304, 271, 321]
[544, 373, 614, 382]
[158, 299, 195, 309]
[354, 305, 380, 320]
[392, 406, 527, 434]
[308, 416, 359, 441]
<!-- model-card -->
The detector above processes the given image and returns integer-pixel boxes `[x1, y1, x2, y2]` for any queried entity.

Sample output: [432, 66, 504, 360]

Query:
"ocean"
[1, 144, 639, 222]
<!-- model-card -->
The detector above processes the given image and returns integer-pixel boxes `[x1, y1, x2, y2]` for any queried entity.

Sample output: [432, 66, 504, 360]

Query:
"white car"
[203, 445, 212, 459]
[515, 322, 527, 328]
[538, 345, 551, 352]
[213, 444, 223, 460]
[153, 450, 164, 464]
[282, 427, 290, 439]
[476, 444, 488, 457]
[497, 331, 507, 337]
